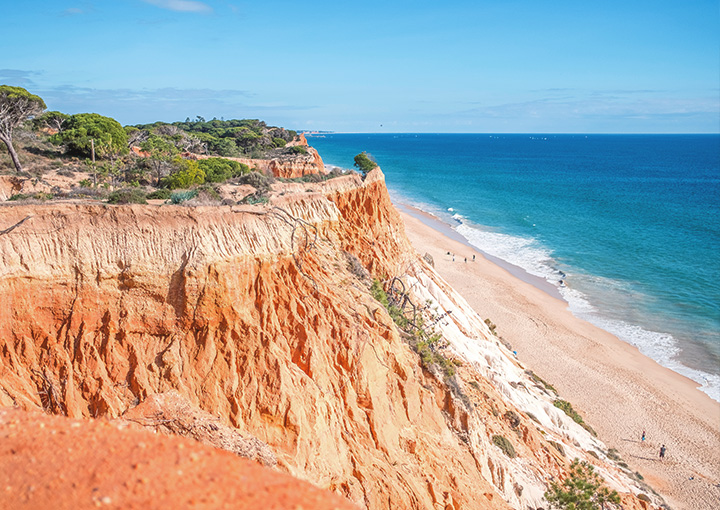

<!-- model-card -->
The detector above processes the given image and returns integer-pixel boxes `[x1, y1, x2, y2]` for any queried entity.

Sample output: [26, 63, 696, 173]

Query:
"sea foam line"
[452, 218, 720, 403]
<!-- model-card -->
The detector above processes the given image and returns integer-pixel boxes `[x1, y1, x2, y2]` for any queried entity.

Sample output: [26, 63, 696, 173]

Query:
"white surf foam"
[455, 223, 559, 282]
[453, 219, 720, 403]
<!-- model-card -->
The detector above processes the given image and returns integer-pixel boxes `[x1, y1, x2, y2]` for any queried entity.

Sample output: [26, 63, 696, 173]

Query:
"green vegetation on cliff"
[545, 460, 620, 510]
[354, 151, 377, 177]
[133, 118, 297, 159]
[0, 87, 356, 208]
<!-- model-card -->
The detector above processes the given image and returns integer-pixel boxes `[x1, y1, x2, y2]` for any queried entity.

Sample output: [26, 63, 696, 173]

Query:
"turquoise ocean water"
[307, 134, 720, 402]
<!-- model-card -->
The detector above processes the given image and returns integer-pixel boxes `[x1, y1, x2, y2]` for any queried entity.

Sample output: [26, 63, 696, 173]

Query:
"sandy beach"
[398, 205, 720, 510]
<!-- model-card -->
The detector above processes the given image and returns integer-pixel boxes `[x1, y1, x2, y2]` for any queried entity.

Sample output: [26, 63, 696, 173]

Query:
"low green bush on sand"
[146, 188, 172, 200]
[492, 435, 517, 458]
[554, 399, 597, 436]
[107, 188, 147, 204]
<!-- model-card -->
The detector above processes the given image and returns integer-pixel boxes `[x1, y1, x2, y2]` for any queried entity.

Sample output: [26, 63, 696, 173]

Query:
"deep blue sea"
[307, 133, 720, 402]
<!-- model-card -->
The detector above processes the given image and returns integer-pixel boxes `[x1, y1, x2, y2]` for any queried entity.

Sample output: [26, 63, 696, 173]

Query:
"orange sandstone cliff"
[0, 169, 658, 509]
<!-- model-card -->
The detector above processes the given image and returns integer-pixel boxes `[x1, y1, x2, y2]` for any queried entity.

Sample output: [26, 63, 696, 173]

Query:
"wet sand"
[399, 204, 720, 510]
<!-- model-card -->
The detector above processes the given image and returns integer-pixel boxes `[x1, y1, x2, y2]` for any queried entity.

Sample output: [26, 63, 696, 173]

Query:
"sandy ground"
[399, 207, 720, 510]
[0, 407, 357, 510]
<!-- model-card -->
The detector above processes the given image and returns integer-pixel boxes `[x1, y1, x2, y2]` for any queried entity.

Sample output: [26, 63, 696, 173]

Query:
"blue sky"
[2, 0, 718, 133]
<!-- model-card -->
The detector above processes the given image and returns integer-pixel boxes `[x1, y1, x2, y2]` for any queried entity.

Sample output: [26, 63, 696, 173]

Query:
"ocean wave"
[453, 219, 720, 403]
[455, 223, 558, 281]
[578, 312, 720, 402]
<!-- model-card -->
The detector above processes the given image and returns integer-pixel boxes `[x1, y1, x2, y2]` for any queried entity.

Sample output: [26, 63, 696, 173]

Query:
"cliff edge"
[0, 168, 657, 509]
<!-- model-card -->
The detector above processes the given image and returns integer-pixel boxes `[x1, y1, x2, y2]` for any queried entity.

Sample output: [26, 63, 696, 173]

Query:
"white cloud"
[141, 0, 212, 13]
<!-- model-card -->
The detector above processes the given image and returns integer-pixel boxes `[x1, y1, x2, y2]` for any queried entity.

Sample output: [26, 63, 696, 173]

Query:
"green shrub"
[545, 460, 620, 510]
[240, 192, 269, 205]
[237, 171, 275, 191]
[52, 113, 128, 158]
[492, 435, 517, 458]
[272, 137, 287, 148]
[198, 157, 249, 183]
[353, 151, 377, 176]
[325, 167, 345, 180]
[554, 400, 596, 436]
[484, 318, 498, 335]
[289, 145, 307, 154]
[107, 188, 147, 204]
[170, 190, 198, 204]
[370, 279, 389, 308]
[637, 493, 651, 502]
[197, 185, 222, 201]
[301, 172, 323, 183]
[146, 189, 172, 200]
[163, 158, 205, 189]
[9, 192, 54, 201]
[527, 370, 557, 394]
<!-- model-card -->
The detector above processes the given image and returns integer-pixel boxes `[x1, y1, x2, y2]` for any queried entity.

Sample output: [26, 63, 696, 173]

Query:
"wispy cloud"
[41, 85, 251, 104]
[141, 0, 213, 13]
[0, 69, 40, 87]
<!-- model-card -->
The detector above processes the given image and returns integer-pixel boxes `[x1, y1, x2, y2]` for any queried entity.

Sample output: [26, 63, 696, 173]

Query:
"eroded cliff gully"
[0, 169, 656, 510]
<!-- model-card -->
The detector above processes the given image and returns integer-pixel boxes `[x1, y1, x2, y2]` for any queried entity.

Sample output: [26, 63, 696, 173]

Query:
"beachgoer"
[641, 430, 646, 442]
[472, 254, 475, 261]
[452, 255, 455, 262]
[464, 257, 467, 263]
[659, 445, 666, 459]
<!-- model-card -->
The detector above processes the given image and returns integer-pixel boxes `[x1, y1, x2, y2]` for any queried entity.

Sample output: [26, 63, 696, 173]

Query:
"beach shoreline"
[396, 201, 720, 510]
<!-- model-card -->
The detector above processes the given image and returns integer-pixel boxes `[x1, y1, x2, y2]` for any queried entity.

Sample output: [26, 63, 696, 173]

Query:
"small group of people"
[642, 430, 667, 460]
[446, 252, 475, 263]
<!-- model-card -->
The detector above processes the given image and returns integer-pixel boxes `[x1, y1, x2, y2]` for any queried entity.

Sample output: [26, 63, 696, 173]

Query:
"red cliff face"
[0, 169, 657, 510]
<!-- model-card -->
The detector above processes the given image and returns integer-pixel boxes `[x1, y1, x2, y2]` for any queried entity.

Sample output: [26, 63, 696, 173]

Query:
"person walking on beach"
[659, 444, 666, 460]
[641, 430, 646, 442]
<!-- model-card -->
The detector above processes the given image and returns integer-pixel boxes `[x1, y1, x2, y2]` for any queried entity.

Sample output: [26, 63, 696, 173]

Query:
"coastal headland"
[0, 122, 710, 509]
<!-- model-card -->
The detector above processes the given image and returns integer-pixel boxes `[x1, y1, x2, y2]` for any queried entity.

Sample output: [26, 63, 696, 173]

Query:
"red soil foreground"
[0, 408, 356, 510]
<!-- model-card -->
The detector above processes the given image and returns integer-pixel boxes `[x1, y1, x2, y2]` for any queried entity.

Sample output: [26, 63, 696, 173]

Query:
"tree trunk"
[0, 133, 22, 173]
